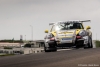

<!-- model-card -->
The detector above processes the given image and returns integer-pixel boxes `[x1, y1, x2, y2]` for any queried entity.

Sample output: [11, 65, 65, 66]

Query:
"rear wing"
[49, 23, 54, 25]
[49, 20, 91, 25]
[79, 20, 91, 22]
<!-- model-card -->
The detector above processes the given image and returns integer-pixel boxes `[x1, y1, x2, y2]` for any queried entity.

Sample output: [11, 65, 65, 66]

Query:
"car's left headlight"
[79, 30, 86, 36]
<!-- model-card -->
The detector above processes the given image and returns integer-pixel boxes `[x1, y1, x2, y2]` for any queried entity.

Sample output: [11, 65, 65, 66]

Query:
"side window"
[51, 25, 55, 32]
[81, 23, 84, 29]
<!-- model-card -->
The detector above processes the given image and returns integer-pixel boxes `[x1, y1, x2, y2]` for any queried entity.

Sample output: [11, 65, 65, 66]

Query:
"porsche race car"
[44, 20, 93, 52]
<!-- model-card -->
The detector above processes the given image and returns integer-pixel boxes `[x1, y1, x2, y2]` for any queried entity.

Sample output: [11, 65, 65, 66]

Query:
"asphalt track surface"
[0, 48, 100, 67]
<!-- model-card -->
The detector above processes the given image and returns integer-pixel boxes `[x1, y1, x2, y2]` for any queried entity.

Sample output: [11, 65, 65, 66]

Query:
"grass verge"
[95, 40, 100, 47]
[0, 54, 15, 57]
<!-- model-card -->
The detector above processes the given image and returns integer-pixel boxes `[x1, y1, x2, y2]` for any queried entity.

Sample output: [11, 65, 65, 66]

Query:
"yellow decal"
[75, 29, 83, 35]
[51, 31, 56, 36]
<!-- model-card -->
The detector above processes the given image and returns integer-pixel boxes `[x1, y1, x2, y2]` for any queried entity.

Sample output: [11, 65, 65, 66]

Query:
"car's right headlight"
[79, 30, 86, 36]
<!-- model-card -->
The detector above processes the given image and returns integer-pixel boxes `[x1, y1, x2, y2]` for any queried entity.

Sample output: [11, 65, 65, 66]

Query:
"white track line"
[57, 49, 72, 51]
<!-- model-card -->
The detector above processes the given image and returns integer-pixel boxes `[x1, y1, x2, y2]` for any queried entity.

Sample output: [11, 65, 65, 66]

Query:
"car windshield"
[55, 23, 84, 30]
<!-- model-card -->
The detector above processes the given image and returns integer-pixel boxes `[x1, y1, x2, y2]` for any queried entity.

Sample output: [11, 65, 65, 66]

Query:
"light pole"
[25, 35, 26, 41]
[30, 25, 33, 41]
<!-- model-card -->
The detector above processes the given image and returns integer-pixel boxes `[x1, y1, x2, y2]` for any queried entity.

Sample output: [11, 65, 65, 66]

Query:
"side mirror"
[86, 26, 91, 29]
[45, 30, 49, 33]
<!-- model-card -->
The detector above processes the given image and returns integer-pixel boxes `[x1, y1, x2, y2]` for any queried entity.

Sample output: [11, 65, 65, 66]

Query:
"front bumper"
[44, 36, 89, 47]
[56, 36, 88, 45]
[76, 36, 88, 45]
[56, 37, 73, 44]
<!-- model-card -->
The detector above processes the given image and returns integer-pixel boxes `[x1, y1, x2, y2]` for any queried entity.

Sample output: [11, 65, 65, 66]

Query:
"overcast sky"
[0, 0, 100, 40]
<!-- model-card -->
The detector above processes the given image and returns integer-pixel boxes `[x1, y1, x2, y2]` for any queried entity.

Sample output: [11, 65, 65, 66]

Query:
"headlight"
[79, 30, 86, 36]
[47, 33, 54, 39]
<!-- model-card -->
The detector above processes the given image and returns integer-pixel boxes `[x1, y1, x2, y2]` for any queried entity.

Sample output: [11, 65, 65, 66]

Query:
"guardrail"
[0, 48, 44, 55]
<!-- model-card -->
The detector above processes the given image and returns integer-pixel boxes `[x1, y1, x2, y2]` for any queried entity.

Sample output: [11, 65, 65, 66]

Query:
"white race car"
[44, 20, 93, 52]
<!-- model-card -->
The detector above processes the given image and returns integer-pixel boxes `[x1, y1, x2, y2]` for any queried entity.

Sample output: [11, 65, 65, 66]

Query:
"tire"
[74, 41, 80, 49]
[52, 47, 57, 52]
[90, 40, 93, 48]
[88, 38, 93, 48]
[84, 37, 93, 49]
[75, 45, 80, 49]
[44, 42, 57, 52]
[44, 47, 57, 52]
[44, 47, 50, 52]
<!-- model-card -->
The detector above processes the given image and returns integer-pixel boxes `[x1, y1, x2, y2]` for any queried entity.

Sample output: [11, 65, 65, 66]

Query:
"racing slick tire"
[44, 42, 57, 52]
[44, 47, 50, 52]
[84, 37, 93, 49]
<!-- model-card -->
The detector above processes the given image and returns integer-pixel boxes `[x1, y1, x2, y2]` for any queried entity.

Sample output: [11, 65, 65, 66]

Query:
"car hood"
[56, 29, 82, 37]
[57, 29, 80, 34]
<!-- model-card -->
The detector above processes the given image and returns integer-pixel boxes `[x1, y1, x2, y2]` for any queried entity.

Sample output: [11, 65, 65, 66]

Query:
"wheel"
[74, 41, 81, 49]
[52, 47, 57, 52]
[44, 47, 57, 52]
[84, 37, 93, 49]
[44, 47, 50, 52]
[44, 42, 57, 52]
[90, 39, 93, 48]
[75, 45, 80, 49]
